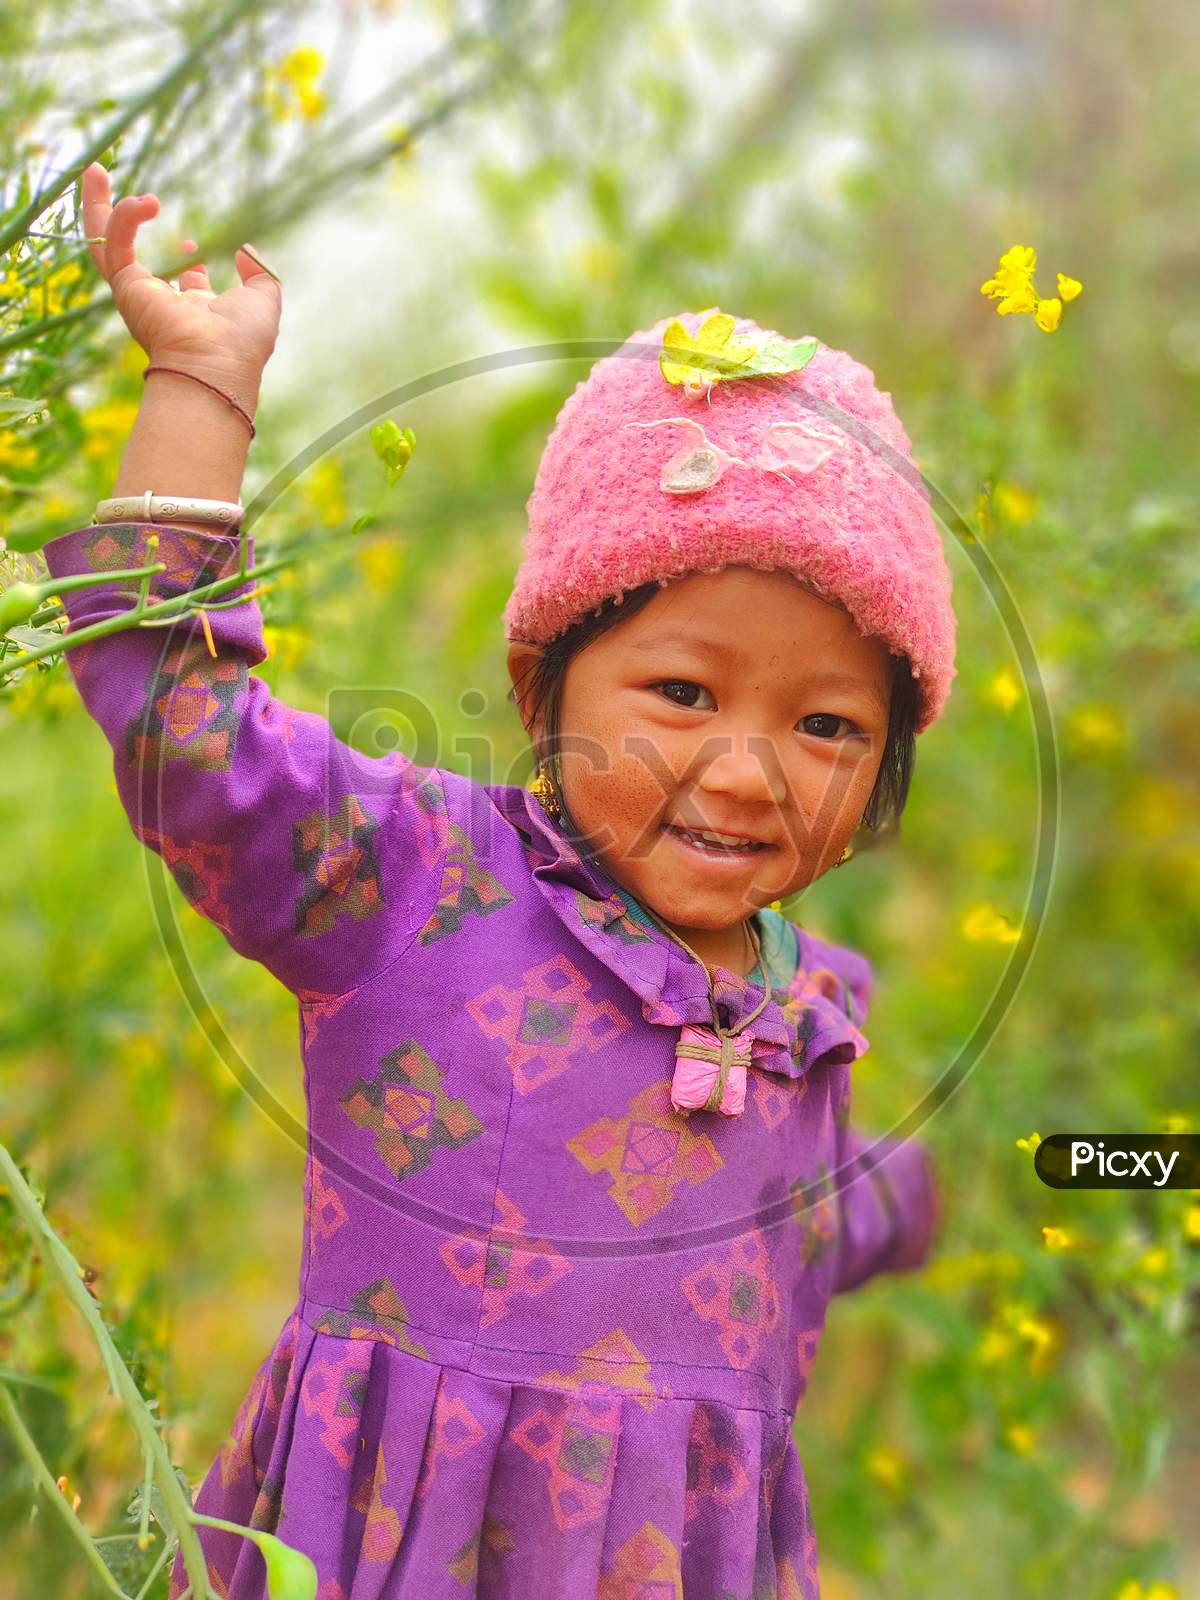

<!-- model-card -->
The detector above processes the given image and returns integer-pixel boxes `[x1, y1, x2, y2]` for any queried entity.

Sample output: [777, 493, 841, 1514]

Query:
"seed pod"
[0, 582, 42, 635]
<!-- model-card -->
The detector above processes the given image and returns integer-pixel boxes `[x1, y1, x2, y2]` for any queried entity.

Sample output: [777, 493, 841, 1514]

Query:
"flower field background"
[0, 1, 1196, 1596]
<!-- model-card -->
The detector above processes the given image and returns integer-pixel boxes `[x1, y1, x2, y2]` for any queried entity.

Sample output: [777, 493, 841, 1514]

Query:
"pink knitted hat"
[502, 308, 957, 734]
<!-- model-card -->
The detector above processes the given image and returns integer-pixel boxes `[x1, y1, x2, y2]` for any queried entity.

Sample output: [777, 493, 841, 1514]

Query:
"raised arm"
[37, 166, 450, 999]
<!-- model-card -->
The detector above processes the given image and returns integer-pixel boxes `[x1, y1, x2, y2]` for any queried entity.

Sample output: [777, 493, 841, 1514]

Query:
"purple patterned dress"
[43, 522, 940, 1600]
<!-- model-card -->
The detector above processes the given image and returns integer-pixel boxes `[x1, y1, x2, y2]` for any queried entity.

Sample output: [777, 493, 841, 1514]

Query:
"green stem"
[136, 1444, 154, 1564]
[0, 1147, 215, 1600]
[45, 563, 165, 598]
[1, 521, 371, 674]
[131, 1526, 176, 1600]
[0, 1381, 130, 1598]
[0, 298, 97, 359]
[191, 1513, 256, 1537]
[0, 0, 266, 258]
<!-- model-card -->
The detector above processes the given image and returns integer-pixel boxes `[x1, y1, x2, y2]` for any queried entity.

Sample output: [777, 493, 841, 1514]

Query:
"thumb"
[235, 243, 283, 300]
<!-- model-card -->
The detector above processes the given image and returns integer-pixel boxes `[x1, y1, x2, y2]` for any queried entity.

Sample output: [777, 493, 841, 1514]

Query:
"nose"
[694, 738, 788, 806]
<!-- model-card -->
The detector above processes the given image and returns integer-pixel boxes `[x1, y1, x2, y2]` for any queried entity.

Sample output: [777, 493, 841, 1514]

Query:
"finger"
[104, 191, 159, 286]
[234, 243, 283, 301]
[80, 161, 113, 281]
[178, 261, 215, 293]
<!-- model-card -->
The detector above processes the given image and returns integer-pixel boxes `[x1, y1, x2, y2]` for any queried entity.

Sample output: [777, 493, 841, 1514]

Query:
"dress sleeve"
[804, 930, 942, 1296]
[830, 1117, 941, 1295]
[40, 520, 452, 999]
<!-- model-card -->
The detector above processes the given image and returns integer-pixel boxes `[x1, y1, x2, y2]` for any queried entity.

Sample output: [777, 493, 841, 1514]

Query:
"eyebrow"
[631, 632, 889, 713]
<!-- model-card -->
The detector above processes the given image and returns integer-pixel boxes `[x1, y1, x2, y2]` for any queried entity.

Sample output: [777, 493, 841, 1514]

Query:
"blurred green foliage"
[1, 1, 1197, 1597]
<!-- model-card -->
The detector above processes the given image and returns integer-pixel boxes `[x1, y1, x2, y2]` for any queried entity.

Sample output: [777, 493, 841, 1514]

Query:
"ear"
[506, 640, 547, 744]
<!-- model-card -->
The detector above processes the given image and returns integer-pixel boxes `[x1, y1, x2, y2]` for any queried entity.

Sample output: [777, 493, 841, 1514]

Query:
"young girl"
[45, 164, 954, 1600]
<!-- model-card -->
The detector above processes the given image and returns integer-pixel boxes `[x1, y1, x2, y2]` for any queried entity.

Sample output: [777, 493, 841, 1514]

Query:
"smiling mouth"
[662, 822, 771, 855]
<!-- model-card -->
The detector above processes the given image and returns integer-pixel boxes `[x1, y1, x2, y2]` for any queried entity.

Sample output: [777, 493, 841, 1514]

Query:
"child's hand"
[79, 161, 281, 391]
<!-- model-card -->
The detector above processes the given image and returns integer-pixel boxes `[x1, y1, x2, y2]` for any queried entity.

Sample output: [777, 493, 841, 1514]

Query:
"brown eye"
[801, 713, 858, 739]
[656, 680, 715, 710]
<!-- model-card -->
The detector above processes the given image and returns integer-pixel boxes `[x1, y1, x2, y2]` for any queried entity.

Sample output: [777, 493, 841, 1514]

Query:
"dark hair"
[508, 577, 920, 851]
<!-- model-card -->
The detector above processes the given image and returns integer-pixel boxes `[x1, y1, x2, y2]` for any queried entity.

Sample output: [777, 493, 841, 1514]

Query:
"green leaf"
[747, 337, 819, 377]
[94, 1532, 163, 1587]
[3, 623, 64, 653]
[124, 1464, 193, 1529]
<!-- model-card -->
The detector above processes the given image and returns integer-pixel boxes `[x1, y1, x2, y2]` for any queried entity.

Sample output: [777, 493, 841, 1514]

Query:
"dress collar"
[485, 782, 872, 1083]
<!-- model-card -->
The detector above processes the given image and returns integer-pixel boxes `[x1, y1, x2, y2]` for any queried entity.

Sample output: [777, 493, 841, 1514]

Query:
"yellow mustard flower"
[998, 281, 1039, 317]
[81, 399, 139, 463]
[1162, 1111, 1190, 1135]
[278, 45, 323, 84]
[980, 243, 1037, 297]
[986, 668, 1022, 713]
[961, 903, 1021, 945]
[1041, 1226, 1075, 1251]
[357, 536, 405, 593]
[40, 260, 86, 317]
[925, 1250, 1022, 1292]
[1035, 297, 1063, 333]
[1120, 778, 1185, 841]
[976, 1326, 1013, 1365]
[980, 244, 1039, 316]
[1065, 704, 1125, 752]
[658, 314, 819, 398]
[1004, 1422, 1036, 1457]
[263, 44, 327, 122]
[1116, 1583, 1180, 1600]
[992, 1301, 1059, 1374]
[116, 1032, 159, 1071]
[33, 675, 78, 716]
[865, 1445, 905, 1493]
[1010, 1309, 1059, 1376]
[296, 86, 327, 119]
[981, 244, 1082, 333]
[261, 624, 307, 673]
[0, 260, 86, 320]
[301, 459, 346, 527]
[1137, 1247, 1170, 1278]
[660, 314, 760, 396]
[1184, 1206, 1200, 1242]
[0, 430, 39, 471]
[993, 480, 1037, 522]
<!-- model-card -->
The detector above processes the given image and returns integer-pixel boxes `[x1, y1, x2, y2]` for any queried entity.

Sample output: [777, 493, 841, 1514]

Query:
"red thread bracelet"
[142, 364, 257, 440]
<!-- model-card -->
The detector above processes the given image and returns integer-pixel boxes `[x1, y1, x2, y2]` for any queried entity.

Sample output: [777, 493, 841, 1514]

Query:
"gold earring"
[833, 842, 854, 868]
[529, 758, 561, 818]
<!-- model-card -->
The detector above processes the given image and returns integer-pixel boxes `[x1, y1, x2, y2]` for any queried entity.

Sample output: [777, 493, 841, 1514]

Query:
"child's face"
[508, 565, 894, 948]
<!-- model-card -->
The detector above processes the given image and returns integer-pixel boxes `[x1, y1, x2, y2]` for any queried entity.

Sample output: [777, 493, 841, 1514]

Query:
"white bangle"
[93, 491, 246, 529]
